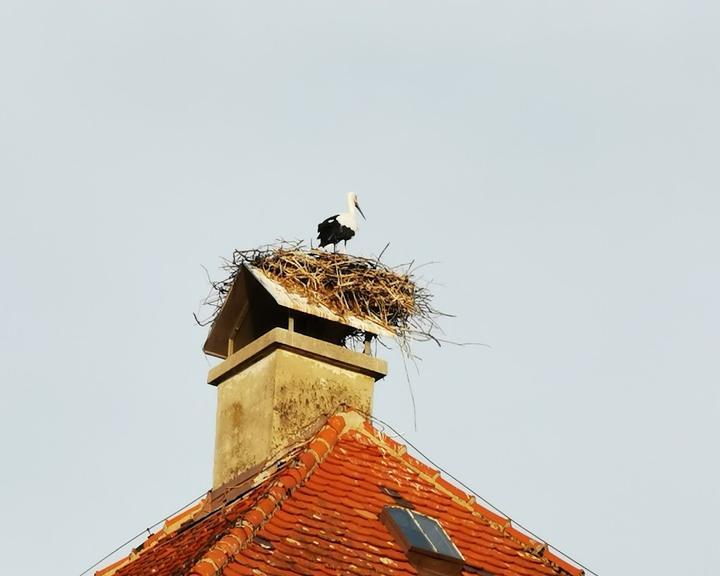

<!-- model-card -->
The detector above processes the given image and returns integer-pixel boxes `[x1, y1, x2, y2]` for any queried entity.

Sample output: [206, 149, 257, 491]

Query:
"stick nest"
[197, 242, 443, 352]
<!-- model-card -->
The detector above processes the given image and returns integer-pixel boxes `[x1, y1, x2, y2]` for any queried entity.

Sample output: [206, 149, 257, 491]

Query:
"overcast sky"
[1, 2, 719, 575]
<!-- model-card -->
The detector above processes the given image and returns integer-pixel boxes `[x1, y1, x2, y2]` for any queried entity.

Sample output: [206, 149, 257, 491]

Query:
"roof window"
[381, 506, 464, 576]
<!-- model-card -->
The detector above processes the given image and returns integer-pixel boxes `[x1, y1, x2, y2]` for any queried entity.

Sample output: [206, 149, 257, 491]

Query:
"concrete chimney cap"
[203, 264, 395, 358]
[249, 265, 395, 336]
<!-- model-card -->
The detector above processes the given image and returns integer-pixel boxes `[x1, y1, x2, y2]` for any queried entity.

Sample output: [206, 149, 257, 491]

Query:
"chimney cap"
[203, 264, 395, 358]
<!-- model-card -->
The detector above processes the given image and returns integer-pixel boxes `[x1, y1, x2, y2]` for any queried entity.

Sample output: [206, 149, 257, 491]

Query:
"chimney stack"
[203, 265, 388, 488]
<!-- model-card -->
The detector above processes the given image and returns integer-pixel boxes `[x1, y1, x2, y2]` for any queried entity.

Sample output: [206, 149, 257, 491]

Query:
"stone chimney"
[203, 265, 388, 489]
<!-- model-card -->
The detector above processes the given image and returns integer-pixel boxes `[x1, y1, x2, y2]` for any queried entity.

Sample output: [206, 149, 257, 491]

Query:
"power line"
[366, 412, 599, 576]
[76, 491, 207, 576]
[75, 410, 333, 576]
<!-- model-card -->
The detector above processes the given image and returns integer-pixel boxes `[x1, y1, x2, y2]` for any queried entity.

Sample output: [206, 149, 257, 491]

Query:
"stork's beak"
[355, 201, 366, 220]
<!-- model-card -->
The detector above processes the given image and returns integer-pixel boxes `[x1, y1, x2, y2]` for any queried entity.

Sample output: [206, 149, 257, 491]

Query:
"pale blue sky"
[1, 2, 719, 575]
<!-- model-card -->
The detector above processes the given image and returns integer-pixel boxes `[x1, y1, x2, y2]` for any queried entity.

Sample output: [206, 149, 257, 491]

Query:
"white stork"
[316, 192, 366, 251]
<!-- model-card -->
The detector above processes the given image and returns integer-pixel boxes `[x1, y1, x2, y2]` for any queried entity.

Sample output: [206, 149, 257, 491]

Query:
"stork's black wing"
[317, 214, 342, 247]
[317, 215, 339, 233]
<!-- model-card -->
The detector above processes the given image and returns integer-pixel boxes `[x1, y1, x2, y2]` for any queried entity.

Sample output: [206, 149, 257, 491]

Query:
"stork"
[316, 192, 366, 251]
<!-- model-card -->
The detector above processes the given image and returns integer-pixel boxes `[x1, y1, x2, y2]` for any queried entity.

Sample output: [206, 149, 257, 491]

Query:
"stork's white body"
[336, 194, 360, 232]
[317, 192, 365, 251]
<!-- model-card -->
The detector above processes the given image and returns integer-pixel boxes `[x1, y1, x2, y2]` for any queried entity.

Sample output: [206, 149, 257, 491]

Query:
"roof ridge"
[354, 420, 584, 576]
[188, 413, 349, 576]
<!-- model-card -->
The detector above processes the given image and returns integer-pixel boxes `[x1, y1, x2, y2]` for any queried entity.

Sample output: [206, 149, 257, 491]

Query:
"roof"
[249, 266, 395, 338]
[98, 411, 583, 576]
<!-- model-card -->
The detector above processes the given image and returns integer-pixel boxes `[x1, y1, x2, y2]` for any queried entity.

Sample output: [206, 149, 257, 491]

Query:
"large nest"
[197, 242, 443, 353]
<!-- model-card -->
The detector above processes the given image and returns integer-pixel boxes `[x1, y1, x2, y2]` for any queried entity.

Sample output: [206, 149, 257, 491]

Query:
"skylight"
[382, 506, 464, 563]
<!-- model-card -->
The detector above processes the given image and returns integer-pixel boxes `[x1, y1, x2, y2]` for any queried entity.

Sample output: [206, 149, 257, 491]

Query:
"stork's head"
[348, 192, 366, 220]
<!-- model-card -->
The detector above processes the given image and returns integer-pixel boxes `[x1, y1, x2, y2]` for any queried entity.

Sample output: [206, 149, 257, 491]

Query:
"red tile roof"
[98, 411, 583, 576]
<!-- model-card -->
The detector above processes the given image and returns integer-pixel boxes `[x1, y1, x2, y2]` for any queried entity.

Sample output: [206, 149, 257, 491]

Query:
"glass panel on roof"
[414, 513, 463, 559]
[386, 506, 429, 549]
[383, 506, 464, 563]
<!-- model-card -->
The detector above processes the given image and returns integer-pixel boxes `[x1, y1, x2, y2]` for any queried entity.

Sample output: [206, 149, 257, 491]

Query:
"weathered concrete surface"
[212, 329, 387, 488]
[208, 327, 387, 386]
[213, 354, 275, 488]
[270, 349, 373, 456]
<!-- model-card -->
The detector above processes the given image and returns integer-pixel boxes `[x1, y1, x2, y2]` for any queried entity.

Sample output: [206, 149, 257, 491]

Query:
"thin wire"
[76, 491, 207, 576]
[365, 412, 599, 576]
[76, 408, 338, 576]
[398, 346, 418, 432]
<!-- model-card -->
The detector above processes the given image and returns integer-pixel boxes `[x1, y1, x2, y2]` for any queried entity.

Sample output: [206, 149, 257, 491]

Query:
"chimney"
[203, 264, 388, 488]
